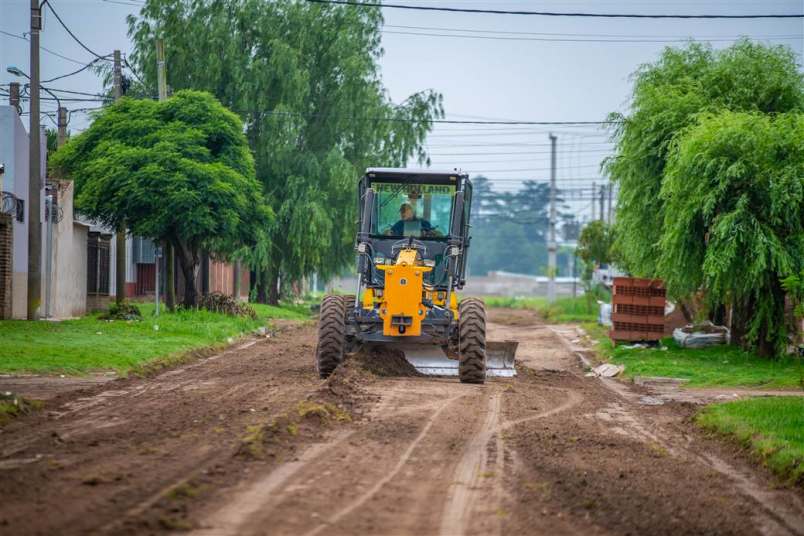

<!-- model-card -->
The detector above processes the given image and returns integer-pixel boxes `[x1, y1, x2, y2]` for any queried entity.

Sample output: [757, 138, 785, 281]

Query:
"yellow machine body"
[376, 249, 431, 336]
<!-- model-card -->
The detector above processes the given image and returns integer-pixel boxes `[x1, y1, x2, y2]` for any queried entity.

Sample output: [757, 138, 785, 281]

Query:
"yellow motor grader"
[316, 168, 516, 383]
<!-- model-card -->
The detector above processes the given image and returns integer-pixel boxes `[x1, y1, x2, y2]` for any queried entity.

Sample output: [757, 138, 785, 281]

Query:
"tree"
[606, 40, 803, 276]
[576, 220, 615, 268]
[467, 177, 569, 276]
[659, 111, 804, 356]
[126, 0, 443, 304]
[51, 90, 271, 306]
[605, 39, 804, 356]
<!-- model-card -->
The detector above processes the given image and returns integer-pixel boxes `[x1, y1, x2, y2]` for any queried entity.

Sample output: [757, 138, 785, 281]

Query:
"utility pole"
[599, 184, 606, 223]
[547, 133, 557, 304]
[113, 50, 126, 306]
[156, 39, 176, 311]
[57, 107, 67, 147]
[607, 182, 613, 224]
[591, 181, 596, 222]
[27, 0, 42, 320]
[9, 82, 20, 109]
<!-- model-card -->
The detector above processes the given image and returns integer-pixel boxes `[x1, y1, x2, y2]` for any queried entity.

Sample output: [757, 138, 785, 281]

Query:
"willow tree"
[606, 40, 803, 276]
[52, 91, 270, 306]
[659, 112, 804, 357]
[126, 0, 443, 303]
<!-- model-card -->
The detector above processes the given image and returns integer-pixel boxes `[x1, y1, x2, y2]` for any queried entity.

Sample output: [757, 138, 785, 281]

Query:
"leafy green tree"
[660, 111, 803, 356]
[51, 90, 270, 306]
[126, 0, 442, 303]
[606, 40, 803, 276]
[576, 220, 615, 268]
[468, 177, 570, 276]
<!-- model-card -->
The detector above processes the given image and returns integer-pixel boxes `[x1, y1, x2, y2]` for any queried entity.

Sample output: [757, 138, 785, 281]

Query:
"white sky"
[1, 0, 802, 221]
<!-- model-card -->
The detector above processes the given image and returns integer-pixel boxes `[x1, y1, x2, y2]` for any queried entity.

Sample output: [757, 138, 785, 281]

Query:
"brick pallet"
[609, 277, 666, 344]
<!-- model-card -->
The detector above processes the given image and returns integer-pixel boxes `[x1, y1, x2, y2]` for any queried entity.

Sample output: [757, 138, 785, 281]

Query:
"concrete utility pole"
[547, 133, 557, 304]
[156, 39, 176, 311]
[9, 82, 20, 109]
[607, 182, 614, 224]
[57, 107, 67, 148]
[591, 181, 596, 222]
[113, 50, 126, 306]
[599, 184, 606, 223]
[27, 0, 42, 320]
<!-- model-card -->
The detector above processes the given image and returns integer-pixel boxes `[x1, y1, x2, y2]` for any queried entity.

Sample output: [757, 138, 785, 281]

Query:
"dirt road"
[1, 310, 802, 535]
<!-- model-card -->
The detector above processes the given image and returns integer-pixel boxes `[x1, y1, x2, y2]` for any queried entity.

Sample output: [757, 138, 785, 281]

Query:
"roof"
[365, 167, 468, 178]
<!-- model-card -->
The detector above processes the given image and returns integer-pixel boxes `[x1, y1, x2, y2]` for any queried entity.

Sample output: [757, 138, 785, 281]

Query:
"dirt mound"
[349, 346, 422, 377]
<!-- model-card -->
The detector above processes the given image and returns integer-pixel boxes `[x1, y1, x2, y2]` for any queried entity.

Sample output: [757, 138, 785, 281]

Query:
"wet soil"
[1, 310, 802, 535]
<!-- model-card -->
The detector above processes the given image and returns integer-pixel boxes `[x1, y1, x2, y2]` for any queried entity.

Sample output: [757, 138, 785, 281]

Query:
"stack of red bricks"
[609, 277, 666, 345]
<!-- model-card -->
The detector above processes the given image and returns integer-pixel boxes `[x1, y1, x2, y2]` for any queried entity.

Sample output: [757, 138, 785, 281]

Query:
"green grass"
[0, 302, 311, 375]
[483, 292, 602, 323]
[697, 397, 804, 484]
[583, 322, 804, 389]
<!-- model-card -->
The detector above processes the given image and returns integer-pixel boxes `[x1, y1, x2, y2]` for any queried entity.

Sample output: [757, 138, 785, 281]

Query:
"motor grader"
[315, 168, 516, 383]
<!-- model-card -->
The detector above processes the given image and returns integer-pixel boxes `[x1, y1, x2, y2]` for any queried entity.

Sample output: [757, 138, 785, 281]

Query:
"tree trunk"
[731, 295, 753, 350]
[233, 260, 241, 302]
[256, 267, 268, 304]
[268, 269, 280, 306]
[165, 242, 176, 312]
[174, 240, 200, 308]
[755, 280, 786, 359]
[678, 300, 695, 323]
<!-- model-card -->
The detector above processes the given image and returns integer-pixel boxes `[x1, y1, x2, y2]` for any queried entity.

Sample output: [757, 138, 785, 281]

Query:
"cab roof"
[365, 167, 469, 180]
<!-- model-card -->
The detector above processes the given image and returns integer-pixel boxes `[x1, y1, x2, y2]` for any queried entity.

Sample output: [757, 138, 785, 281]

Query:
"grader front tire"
[316, 295, 347, 379]
[458, 298, 486, 384]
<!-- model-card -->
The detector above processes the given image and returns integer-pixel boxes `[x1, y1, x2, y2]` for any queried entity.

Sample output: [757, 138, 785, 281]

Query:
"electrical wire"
[41, 57, 107, 84]
[384, 24, 803, 41]
[305, 0, 804, 18]
[256, 110, 616, 125]
[0, 29, 88, 65]
[43, 0, 113, 61]
[383, 29, 803, 44]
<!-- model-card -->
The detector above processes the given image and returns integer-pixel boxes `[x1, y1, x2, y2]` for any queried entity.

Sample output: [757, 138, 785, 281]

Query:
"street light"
[6, 65, 61, 107]
[6, 65, 25, 78]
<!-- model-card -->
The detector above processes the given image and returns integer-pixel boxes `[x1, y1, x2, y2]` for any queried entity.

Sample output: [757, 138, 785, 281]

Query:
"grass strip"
[697, 397, 804, 484]
[582, 323, 804, 389]
[0, 301, 311, 375]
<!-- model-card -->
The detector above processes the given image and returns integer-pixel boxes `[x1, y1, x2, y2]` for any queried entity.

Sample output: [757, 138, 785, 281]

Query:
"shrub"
[199, 292, 257, 319]
[100, 301, 142, 321]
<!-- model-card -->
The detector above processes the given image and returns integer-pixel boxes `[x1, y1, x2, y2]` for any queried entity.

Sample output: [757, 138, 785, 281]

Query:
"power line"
[306, 0, 804, 18]
[384, 24, 803, 41]
[0, 29, 88, 65]
[42, 57, 107, 83]
[42, 86, 109, 98]
[257, 110, 616, 125]
[43, 0, 113, 61]
[383, 29, 803, 44]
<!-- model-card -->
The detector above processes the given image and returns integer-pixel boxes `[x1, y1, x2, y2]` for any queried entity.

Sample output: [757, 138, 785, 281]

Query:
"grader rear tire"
[316, 295, 346, 379]
[458, 298, 486, 384]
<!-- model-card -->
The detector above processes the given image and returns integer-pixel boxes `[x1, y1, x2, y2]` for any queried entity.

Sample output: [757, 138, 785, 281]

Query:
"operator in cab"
[389, 202, 433, 237]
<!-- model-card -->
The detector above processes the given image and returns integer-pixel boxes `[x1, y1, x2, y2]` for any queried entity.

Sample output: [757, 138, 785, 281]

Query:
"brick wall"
[0, 213, 12, 319]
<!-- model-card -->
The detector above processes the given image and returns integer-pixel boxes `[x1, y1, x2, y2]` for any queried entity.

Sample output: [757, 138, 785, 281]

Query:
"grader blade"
[400, 341, 518, 378]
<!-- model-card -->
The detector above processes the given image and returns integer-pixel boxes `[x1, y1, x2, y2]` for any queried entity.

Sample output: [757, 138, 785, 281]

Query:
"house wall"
[208, 260, 250, 299]
[0, 106, 46, 319]
[47, 182, 88, 319]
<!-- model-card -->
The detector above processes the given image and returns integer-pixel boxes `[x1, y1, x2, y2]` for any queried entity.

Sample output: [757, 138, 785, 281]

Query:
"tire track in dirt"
[303, 393, 464, 536]
[549, 324, 804, 536]
[439, 391, 503, 536]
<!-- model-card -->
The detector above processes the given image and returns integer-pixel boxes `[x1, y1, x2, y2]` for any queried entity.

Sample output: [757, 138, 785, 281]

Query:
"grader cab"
[316, 168, 517, 384]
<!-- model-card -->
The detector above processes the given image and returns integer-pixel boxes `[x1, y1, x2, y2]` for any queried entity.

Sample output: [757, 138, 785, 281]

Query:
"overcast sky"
[2, 0, 802, 221]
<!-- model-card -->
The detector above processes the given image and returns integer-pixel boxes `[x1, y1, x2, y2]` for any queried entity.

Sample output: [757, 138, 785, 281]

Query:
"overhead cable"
[305, 0, 804, 19]
[43, 0, 113, 61]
